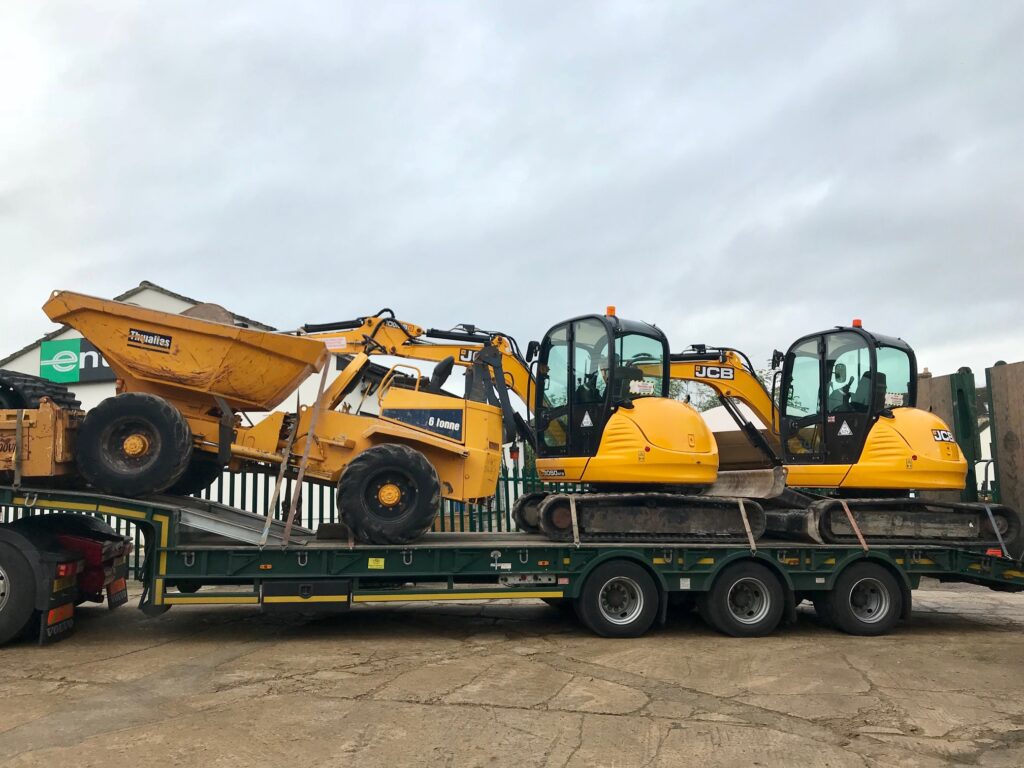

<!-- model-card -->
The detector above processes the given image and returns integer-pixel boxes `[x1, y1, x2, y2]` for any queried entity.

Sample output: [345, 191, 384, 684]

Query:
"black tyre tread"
[77, 393, 192, 496]
[701, 561, 785, 638]
[512, 491, 546, 534]
[337, 444, 440, 545]
[0, 545, 37, 645]
[575, 560, 659, 638]
[824, 562, 902, 636]
[0, 369, 81, 410]
[167, 455, 225, 496]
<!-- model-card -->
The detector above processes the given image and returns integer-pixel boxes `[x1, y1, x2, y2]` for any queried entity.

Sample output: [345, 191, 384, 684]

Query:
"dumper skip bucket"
[44, 291, 329, 412]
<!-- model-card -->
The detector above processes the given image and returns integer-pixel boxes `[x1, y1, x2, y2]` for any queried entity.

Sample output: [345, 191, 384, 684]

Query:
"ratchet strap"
[982, 504, 1011, 560]
[569, 494, 581, 548]
[839, 500, 869, 552]
[737, 499, 757, 553]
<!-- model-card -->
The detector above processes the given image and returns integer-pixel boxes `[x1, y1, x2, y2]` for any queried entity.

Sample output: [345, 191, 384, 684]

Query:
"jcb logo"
[932, 429, 956, 443]
[694, 365, 734, 380]
[459, 349, 476, 363]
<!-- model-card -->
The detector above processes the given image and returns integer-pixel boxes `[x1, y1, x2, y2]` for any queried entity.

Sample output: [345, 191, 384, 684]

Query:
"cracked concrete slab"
[0, 579, 1021, 767]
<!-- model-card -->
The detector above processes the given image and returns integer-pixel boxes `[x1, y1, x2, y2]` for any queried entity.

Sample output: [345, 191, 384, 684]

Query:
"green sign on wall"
[39, 339, 115, 384]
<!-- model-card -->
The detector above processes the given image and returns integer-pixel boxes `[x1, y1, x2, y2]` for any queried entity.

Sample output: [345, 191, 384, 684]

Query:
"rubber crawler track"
[0, 369, 81, 409]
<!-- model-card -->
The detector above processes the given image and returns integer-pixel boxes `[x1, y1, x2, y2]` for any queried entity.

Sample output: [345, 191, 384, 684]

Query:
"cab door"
[780, 336, 825, 463]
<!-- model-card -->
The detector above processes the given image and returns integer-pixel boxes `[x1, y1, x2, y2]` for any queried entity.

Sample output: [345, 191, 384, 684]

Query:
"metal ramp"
[154, 495, 315, 546]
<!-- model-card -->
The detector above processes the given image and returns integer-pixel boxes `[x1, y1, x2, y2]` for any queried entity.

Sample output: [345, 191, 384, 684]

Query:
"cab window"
[537, 324, 570, 449]
[614, 333, 665, 399]
[877, 345, 912, 408]
[784, 338, 821, 418]
[825, 332, 871, 414]
[572, 319, 609, 406]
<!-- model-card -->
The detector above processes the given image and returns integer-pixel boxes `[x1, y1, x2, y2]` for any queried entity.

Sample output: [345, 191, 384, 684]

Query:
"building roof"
[0, 280, 276, 367]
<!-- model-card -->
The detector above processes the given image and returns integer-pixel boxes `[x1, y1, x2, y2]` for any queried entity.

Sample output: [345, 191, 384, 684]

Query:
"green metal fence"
[0, 465, 572, 579]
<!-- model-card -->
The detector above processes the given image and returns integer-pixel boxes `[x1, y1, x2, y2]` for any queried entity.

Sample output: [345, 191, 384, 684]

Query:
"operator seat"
[428, 356, 455, 393]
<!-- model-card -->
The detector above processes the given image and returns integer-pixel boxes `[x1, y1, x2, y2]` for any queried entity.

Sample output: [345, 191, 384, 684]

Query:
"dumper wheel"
[337, 444, 440, 545]
[167, 455, 225, 496]
[0, 545, 36, 645]
[77, 393, 193, 497]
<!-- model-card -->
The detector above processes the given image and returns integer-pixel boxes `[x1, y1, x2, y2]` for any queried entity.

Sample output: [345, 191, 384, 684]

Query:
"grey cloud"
[1, 1, 1021, 381]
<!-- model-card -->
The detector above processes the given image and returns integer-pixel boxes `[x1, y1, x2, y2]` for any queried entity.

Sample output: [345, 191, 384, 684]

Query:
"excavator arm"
[298, 310, 535, 446]
[668, 347, 783, 466]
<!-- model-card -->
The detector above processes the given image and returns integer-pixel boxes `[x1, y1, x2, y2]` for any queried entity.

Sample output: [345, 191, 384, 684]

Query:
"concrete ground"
[0, 581, 1021, 767]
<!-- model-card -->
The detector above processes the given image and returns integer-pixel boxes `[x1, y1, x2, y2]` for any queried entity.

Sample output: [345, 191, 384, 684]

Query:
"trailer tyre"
[0, 546, 36, 645]
[77, 393, 193, 497]
[824, 562, 902, 636]
[337, 444, 440, 545]
[575, 560, 659, 638]
[698, 561, 784, 637]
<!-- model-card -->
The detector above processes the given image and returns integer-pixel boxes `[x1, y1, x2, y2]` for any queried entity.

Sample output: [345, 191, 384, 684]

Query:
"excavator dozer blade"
[703, 466, 787, 500]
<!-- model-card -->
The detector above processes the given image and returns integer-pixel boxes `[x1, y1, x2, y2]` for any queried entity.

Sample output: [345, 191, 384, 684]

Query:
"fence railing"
[1, 464, 578, 580]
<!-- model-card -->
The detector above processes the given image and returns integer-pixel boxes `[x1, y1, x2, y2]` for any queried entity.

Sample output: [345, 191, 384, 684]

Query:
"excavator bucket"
[43, 291, 329, 412]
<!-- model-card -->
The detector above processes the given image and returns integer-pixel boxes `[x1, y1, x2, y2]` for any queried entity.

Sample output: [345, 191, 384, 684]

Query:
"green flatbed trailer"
[1, 485, 1022, 644]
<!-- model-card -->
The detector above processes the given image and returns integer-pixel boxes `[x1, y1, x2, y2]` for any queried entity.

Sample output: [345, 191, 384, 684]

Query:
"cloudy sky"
[2, 2, 1022, 378]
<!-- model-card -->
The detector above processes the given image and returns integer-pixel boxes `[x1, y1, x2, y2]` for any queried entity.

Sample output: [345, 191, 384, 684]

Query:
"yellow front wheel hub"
[122, 433, 150, 457]
[377, 483, 403, 507]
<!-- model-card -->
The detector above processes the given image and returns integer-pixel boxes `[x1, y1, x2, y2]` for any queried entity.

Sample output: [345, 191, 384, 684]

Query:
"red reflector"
[644, 446, 651, 452]
[537, 560, 550, 567]
[47, 604, 74, 626]
[56, 562, 77, 578]
[985, 548, 1004, 558]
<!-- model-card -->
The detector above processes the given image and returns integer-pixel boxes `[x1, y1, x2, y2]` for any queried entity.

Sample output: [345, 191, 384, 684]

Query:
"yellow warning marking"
[562, 558, 571, 565]
[653, 557, 668, 565]
[164, 595, 260, 605]
[16, 498, 96, 512]
[1003, 570, 1024, 579]
[51, 575, 76, 593]
[368, 557, 385, 570]
[353, 591, 564, 603]
[697, 557, 715, 565]
[263, 595, 349, 604]
[824, 558, 836, 565]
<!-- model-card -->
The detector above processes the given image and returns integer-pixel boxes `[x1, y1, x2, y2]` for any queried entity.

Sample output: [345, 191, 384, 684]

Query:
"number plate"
[107, 577, 129, 610]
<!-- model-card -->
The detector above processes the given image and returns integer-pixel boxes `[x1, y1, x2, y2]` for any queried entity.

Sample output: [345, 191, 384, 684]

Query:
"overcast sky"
[2, 2, 1022, 378]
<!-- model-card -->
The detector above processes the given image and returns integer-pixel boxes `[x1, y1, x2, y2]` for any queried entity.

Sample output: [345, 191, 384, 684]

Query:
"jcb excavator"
[669, 321, 1019, 549]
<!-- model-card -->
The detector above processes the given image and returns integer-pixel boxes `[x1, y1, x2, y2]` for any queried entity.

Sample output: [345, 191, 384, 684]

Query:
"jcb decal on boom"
[693, 365, 735, 380]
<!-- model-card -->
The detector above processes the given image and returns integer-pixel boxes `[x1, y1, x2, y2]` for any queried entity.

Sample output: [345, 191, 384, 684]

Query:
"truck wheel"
[0, 546, 36, 645]
[697, 561, 784, 637]
[824, 562, 902, 636]
[337, 444, 440, 544]
[77, 394, 193, 497]
[512, 492, 546, 533]
[575, 560, 659, 638]
[167, 455, 224, 496]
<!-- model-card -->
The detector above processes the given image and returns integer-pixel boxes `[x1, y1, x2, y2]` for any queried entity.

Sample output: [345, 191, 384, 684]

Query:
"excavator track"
[765, 498, 1024, 554]
[0, 370, 81, 410]
[536, 492, 766, 544]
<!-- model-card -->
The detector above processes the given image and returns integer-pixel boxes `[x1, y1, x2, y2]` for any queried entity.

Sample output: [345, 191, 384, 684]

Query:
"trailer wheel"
[0, 546, 35, 645]
[512, 492, 546, 534]
[337, 444, 440, 545]
[167, 455, 225, 496]
[77, 393, 193, 496]
[824, 562, 902, 636]
[698, 561, 784, 637]
[575, 560, 659, 638]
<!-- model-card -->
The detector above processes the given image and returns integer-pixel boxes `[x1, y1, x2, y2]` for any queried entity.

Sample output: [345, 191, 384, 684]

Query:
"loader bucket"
[43, 291, 329, 412]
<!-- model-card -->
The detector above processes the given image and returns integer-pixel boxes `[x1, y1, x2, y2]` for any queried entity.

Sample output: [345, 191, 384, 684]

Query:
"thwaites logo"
[693, 365, 734, 380]
[39, 338, 115, 384]
[0, 436, 16, 453]
[127, 328, 173, 353]
[932, 429, 956, 443]
[539, 468, 566, 478]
